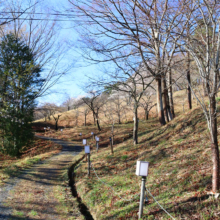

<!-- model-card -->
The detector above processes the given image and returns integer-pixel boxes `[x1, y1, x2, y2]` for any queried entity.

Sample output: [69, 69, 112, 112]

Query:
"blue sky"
[36, 0, 100, 106]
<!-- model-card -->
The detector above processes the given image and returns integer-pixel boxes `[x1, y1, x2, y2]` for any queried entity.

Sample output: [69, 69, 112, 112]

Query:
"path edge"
[68, 155, 95, 220]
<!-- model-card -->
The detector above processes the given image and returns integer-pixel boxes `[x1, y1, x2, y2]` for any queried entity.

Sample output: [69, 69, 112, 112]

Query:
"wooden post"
[96, 141, 99, 152]
[109, 137, 113, 154]
[139, 177, 146, 219]
[88, 153, 90, 176]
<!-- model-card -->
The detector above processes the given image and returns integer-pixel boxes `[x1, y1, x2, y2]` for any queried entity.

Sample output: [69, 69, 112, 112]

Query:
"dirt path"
[0, 136, 83, 220]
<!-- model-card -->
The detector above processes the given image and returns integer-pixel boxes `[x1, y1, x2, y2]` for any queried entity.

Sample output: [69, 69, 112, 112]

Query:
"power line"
[0, 11, 74, 17]
[0, 17, 115, 24]
[0, 17, 83, 22]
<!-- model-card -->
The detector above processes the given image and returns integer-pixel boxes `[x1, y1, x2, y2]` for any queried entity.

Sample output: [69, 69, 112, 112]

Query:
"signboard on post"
[85, 145, 90, 154]
[136, 161, 149, 176]
[83, 139, 87, 145]
[136, 161, 149, 219]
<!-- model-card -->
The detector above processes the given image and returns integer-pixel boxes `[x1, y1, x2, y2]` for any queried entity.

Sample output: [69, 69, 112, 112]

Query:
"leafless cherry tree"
[108, 91, 127, 124]
[181, 0, 220, 193]
[68, 0, 190, 126]
[52, 114, 62, 131]
[82, 91, 106, 131]
[140, 92, 156, 120]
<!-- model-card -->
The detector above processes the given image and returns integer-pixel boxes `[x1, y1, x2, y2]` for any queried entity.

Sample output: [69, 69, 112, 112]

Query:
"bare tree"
[181, 0, 220, 193]
[0, 0, 71, 102]
[140, 92, 156, 120]
[82, 105, 90, 126]
[68, 0, 189, 126]
[52, 114, 62, 131]
[82, 91, 106, 131]
[0, 0, 37, 26]
[108, 91, 127, 124]
[62, 96, 75, 111]
[37, 103, 58, 121]
[90, 58, 154, 145]
[102, 101, 116, 145]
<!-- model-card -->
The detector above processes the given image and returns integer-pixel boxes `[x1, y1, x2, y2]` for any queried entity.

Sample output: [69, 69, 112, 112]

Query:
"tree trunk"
[203, 79, 208, 96]
[111, 123, 114, 145]
[133, 107, 138, 145]
[97, 119, 101, 131]
[210, 96, 220, 193]
[163, 75, 173, 121]
[156, 78, 166, 125]
[93, 112, 96, 125]
[118, 113, 121, 124]
[187, 52, 192, 109]
[162, 76, 169, 122]
[95, 113, 101, 131]
[168, 68, 175, 118]
[55, 121, 58, 131]
[145, 109, 149, 120]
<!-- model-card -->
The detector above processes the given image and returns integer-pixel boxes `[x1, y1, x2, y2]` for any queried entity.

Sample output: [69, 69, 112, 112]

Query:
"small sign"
[91, 132, 94, 135]
[83, 139, 87, 145]
[61, 129, 63, 132]
[85, 145, 90, 154]
[136, 161, 149, 177]
[44, 127, 46, 130]
[96, 137, 100, 141]
[80, 133, 82, 136]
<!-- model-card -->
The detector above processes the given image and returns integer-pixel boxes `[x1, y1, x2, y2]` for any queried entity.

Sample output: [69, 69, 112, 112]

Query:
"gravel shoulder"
[0, 136, 83, 220]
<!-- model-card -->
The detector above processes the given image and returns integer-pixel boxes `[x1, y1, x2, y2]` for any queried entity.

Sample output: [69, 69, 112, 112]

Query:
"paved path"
[0, 136, 82, 220]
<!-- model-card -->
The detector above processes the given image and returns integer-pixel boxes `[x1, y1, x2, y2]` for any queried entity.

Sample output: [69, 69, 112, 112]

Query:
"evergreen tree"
[0, 33, 44, 156]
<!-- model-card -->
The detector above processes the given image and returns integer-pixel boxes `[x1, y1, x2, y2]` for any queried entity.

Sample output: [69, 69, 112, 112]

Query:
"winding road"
[0, 136, 82, 220]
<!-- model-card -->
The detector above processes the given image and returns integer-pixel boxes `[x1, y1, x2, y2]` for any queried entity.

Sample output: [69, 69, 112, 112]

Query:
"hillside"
[33, 89, 220, 219]
[34, 89, 197, 130]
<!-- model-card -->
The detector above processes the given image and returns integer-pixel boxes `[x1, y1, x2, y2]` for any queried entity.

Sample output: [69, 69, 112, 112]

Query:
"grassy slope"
[70, 107, 219, 220]
[34, 89, 220, 219]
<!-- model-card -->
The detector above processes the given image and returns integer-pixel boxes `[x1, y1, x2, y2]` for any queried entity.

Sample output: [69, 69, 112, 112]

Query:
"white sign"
[91, 132, 94, 135]
[61, 129, 63, 132]
[80, 133, 82, 136]
[85, 145, 90, 154]
[96, 137, 100, 141]
[44, 127, 46, 130]
[136, 161, 149, 177]
[83, 139, 87, 145]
